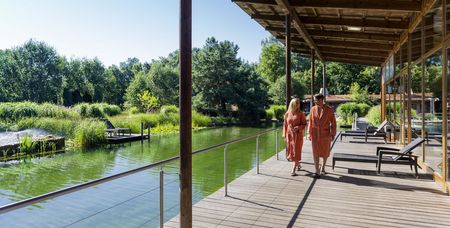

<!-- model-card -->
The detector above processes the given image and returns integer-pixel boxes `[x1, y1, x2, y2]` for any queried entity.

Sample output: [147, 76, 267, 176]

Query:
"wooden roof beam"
[325, 57, 382, 66]
[315, 40, 393, 51]
[233, 0, 422, 12]
[291, 0, 422, 12]
[272, 27, 400, 42]
[321, 47, 389, 58]
[325, 53, 385, 63]
[308, 30, 400, 42]
[252, 14, 409, 30]
[274, 0, 324, 61]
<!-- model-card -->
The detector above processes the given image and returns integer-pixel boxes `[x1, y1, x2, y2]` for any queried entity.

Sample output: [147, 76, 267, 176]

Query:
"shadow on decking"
[227, 196, 284, 211]
[348, 140, 394, 145]
[287, 178, 317, 228]
[321, 172, 445, 195]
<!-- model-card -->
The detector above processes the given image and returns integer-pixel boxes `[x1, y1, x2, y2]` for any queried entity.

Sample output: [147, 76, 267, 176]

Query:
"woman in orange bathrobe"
[308, 93, 336, 178]
[283, 98, 307, 176]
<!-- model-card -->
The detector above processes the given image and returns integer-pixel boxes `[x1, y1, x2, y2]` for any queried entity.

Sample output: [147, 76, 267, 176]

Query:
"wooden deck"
[166, 137, 450, 227]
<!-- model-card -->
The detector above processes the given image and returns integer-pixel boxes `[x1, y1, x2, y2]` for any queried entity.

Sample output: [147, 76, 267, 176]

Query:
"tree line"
[0, 37, 385, 120]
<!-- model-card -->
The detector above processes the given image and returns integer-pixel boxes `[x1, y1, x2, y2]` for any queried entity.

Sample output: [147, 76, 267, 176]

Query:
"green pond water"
[0, 126, 285, 227]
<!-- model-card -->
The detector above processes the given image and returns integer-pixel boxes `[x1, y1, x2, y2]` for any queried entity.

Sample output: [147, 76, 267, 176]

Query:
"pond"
[0, 126, 285, 227]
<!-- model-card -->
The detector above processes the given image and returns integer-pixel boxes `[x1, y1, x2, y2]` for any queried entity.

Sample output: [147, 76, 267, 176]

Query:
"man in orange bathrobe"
[308, 93, 336, 178]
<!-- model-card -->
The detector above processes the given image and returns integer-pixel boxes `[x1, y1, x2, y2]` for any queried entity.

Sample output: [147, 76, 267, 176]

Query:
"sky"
[0, 0, 271, 66]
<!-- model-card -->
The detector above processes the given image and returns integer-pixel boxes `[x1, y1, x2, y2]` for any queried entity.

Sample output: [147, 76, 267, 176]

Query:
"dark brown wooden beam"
[268, 26, 299, 34]
[325, 53, 385, 63]
[274, 0, 324, 61]
[290, 0, 422, 12]
[272, 27, 400, 42]
[321, 47, 389, 58]
[252, 14, 409, 30]
[179, 0, 192, 227]
[315, 40, 393, 51]
[233, 0, 422, 12]
[308, 30, 400, 42]
[326, 57, 382, 66]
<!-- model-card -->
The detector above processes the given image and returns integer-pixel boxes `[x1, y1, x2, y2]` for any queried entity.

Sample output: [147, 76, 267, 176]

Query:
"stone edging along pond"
[0, 136, 65, 162]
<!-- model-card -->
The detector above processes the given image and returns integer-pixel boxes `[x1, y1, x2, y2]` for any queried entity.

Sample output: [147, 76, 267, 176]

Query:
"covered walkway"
[166, 139, 450, 227]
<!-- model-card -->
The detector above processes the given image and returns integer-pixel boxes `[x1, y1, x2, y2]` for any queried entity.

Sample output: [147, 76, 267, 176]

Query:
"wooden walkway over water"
[166, 137, 450, 227]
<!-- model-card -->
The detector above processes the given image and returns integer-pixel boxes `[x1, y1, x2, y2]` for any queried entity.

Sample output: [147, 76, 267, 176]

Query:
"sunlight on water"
[0, 126, 285, 227]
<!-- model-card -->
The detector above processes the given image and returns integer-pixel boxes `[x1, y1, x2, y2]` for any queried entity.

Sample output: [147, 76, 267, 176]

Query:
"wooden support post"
[179, 0, 192, 227]
[286, 14, 292, 110]
[407, 33, 412, 144]
[421, 18, 426, 161]
[381, 68, 385, 122]
[323, 62, 326, 101]
[311, 49, 315, 109]
[441, 0, 448, 184]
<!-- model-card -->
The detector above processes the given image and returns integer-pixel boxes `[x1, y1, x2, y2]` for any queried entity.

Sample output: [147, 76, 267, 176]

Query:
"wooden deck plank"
[166, 138, 450, 227]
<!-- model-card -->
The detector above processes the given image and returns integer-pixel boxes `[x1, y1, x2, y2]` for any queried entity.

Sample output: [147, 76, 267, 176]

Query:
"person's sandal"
[297, 164, 302, 171]
[313, 173, 321, 179]
[291, 172, 298, 176]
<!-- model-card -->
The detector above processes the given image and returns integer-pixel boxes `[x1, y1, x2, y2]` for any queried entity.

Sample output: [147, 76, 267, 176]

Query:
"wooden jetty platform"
[106, 134, 149, 144]
[166, 137, 450, 227]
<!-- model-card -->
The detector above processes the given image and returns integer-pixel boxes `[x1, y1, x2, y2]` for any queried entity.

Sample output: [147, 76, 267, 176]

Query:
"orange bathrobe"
[283, 111, 307, 162]
[308, 105, 337, 158]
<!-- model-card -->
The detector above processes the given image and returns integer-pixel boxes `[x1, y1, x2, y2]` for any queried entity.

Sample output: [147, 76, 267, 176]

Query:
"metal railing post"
[256, 135, 260, 174]
[160, 169, 164, 228]
[275, 129, 279, 160]
[141, 122, 144, 143]
[224, 145, 228, 197]
[148, 125, 151, 142]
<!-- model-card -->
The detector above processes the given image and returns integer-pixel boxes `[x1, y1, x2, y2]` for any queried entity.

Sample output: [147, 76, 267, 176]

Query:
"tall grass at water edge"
[109, 110, 213, 134]
[15, 118, 106, 147]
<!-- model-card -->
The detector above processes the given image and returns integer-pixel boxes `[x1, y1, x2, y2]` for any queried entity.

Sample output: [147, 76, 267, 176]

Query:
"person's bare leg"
[313, 154, 320, 175]
[322, 157, 328, 174]
[291, 161, 297, 175]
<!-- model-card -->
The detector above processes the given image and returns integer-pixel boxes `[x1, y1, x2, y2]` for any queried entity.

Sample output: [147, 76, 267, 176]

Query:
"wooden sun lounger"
[332, 137, 424, 176]
[102, 118, 131, 136]
[340, 120, 388, 143]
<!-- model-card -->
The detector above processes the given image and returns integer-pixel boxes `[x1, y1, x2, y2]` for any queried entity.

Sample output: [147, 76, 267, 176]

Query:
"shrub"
[192, 111, 212, 127]
[425, 113, 436, 120]
[74, 103, 122, 118]
[366, 105, 381, 126]
[265, 109, 274, 121]
[160, 105, 179, 115]
[100, 104, 122, 116]
[0, 102, 79, 122]
[16, 118, 77, 137]
[86, 105, 104, 118]
[269, 105, 286, 120]
[336, 102, 371, 125]
[73, 120, 106, 147]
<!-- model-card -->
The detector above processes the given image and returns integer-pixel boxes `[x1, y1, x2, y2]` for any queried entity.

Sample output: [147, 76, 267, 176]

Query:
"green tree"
[124, 72, 149, 111]
[350, 82, 371, 104]
[147, 63, 179, 106]
[138, 90, 159, 112]
[268, 71, 305, 105]
[257, 43, 285, 83]
[12, 40, 63, 103]
[0, 49, 21, 102]
[192, 37, 242, 114]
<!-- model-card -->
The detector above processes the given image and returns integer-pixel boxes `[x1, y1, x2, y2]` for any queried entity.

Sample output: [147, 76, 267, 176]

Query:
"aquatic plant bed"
[0, 136, 65, 160]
